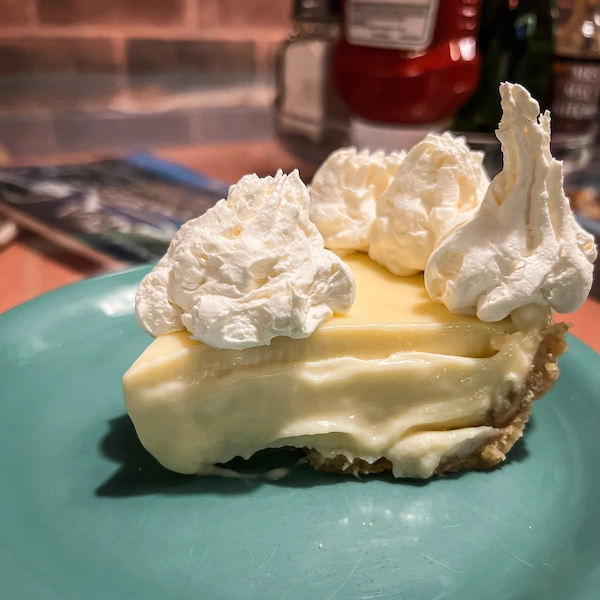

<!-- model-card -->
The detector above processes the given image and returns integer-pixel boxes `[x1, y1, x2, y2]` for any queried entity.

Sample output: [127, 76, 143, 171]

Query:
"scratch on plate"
[328, 552, 365, 599]
[541, 562, 552, 568]
[358, 594, 385, 599]
[395, 489, 410, 502]
[260, 545, 279, 572]
[441, 524, 461, 529]
[201, 545, 210, 560]
[188, 546, 194, 566]
[341, 490, 354, 512]
[457, 536, 486, 551]
[509, 551, 533, 568]
[467, 504, 508, 527]
[419, 553, 465, 575]
[430, 590, 453, 600]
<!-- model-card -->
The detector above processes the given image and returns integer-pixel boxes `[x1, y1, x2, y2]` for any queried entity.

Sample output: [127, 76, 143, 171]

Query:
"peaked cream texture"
[135, 170, 356, 349]
[425, 83, 597, 321]
[368, 132, 489, 275]
[309, 147, 405, 253]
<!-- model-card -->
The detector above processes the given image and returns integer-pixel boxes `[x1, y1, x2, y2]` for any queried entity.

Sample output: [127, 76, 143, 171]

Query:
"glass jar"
[274, 0, 351, 164]
[331, 0, 483, 124]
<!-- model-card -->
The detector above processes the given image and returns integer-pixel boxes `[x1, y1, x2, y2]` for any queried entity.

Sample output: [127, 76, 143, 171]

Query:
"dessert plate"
[1, 267, 599, 600]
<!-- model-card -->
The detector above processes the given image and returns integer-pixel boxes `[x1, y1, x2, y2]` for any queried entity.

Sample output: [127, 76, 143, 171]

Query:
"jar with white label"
[331, 0, 483, 124]
[274, 0, 351, 164]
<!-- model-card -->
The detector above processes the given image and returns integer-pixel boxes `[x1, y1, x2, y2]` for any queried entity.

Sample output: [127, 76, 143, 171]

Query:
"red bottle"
[332, 0, 483, 124]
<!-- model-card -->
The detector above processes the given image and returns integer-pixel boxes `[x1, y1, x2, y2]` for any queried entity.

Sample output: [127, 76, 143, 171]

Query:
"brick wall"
[0, 1, 295, 161]
[0, 0, 292, 77]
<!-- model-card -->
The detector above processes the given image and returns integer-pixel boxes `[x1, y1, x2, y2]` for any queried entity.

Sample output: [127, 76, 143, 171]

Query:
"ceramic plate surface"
[1, 268, 599, 599]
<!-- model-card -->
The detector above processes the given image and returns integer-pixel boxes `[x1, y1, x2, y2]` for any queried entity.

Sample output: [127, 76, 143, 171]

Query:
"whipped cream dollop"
[425, 83, 597, 321]
[136, 170, 356, 349]
[368, 132, 489, 275]
[309, 147, 405, 253]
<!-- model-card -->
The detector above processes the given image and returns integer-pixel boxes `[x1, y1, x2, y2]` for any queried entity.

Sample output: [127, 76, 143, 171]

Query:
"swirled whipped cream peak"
[368, 132, 489, 276]
[309, 147, 405, 253]
[425, 82, 597, 321]
[135, 170, 356, 349]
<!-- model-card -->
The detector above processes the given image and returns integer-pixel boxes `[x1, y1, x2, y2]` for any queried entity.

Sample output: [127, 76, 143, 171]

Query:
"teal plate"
[1, 268, 600, 600]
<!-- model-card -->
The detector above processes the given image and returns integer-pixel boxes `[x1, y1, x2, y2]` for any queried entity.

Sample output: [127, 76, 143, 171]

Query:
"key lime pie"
[123, 84, 596, 479]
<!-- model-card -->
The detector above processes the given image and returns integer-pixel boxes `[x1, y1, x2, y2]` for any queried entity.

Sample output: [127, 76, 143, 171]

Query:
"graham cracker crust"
[304, 320, 569, 478]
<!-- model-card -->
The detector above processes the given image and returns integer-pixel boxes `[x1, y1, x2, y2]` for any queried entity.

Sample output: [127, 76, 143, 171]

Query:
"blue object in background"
[0, 153, 229, 263]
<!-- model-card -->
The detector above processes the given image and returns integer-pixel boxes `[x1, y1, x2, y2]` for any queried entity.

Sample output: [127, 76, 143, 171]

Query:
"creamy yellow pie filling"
[123, 255, 549, 478]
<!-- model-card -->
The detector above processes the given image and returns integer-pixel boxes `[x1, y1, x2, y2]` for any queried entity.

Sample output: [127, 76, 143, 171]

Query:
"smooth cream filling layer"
[123, 256, 548, 479]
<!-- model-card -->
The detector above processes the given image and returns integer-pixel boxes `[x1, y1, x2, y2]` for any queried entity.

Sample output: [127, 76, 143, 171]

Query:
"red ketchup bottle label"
[333, 0, 483, 124]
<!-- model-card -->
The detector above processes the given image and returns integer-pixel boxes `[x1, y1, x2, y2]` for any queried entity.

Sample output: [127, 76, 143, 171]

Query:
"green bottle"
[453, 0, 554, 133]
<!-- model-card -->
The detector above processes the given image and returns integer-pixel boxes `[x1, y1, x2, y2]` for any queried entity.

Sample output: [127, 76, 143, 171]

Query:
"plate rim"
[0, 263, 152, 320]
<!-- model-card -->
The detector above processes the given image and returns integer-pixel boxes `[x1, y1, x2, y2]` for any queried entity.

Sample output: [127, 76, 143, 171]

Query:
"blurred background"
[0, 0, 295, 172]
[0, 0, 599, 346]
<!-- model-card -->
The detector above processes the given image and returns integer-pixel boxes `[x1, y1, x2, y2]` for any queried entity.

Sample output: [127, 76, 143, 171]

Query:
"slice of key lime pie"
[123, 84, 596, 479]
